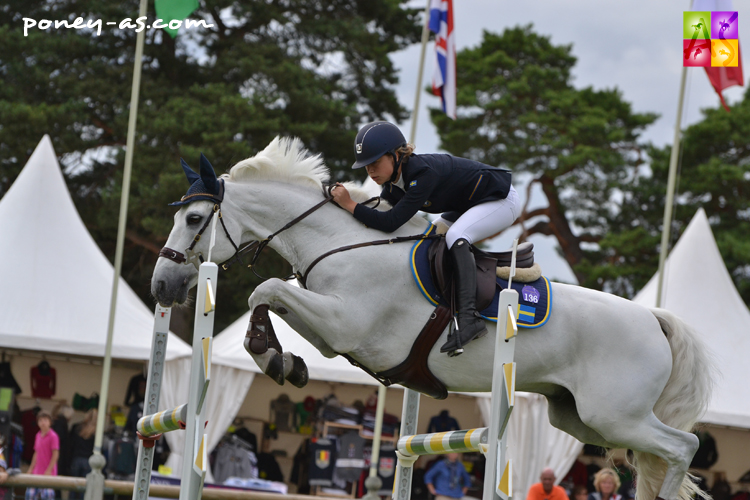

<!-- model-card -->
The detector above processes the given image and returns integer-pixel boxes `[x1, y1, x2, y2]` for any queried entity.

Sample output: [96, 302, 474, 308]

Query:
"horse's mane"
[227, 136, 329, 189]
[227, 136, 427, 230]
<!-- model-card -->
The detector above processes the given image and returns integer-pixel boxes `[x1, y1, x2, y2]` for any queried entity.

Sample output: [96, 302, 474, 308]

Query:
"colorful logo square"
[684, 11, 711, 39]
[711, 11, 738, 39]
[712, 39, 739, 67]
[684, 39, 712, 67]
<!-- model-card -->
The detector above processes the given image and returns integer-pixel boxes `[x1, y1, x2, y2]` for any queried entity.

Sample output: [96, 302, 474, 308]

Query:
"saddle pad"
[410, 225, 552, 328]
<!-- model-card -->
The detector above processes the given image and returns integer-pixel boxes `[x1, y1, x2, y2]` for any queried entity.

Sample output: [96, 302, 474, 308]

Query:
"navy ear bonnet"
[169, 153, 225, 206]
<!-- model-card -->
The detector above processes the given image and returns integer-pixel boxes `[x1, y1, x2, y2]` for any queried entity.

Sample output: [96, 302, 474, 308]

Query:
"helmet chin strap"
[388, 152, 404, 183]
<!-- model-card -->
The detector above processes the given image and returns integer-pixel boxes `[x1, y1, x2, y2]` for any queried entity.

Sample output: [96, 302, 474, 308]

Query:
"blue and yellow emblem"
[410, 225, 552, 329]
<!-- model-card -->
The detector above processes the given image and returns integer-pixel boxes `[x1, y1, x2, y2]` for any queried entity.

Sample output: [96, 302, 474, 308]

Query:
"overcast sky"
[385, 0, 746, 283]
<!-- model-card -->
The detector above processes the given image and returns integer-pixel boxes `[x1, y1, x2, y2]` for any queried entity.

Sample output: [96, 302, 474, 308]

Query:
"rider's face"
[365, 154, 396, 185]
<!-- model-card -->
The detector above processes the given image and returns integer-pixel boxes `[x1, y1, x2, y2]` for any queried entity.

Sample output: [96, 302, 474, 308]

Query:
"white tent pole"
[409, 0, 432, 144]
[656, 66, 688, 308]
[85, 0, 148, 497]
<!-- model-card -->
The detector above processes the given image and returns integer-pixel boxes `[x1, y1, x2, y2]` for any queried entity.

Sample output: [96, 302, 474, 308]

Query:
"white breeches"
[435, 185, 520, 249]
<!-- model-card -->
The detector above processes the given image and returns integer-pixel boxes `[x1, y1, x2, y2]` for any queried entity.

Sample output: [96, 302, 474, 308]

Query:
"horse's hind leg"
[545, 389, 618, 449]
[579, 405, 698, 500]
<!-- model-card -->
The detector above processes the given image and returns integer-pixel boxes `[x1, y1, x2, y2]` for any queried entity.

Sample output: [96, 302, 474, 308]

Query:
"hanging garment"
[51, 415, 70, 476]
[110, 437, 137, 475]
[335, 431, 365, 482]
[427, 410, 459, 433]
[291, 440, 310, 494]
[0, 362, 22, 395]
[257, 452, 284, 482]
[124, 374, 147, 406]
[30, 362, 56, 399]
[233, 427, 258, 452]
[375, 446, 398, 494]
[270, 394, 296, 432]
[308, 438, 337, 486]
[213, 442, 257, 484]
[690, 430, 718, 469]
[20, 409, 39, 462]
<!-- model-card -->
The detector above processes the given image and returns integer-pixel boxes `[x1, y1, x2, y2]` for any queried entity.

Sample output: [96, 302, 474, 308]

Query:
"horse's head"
[151, 154, 243, 306]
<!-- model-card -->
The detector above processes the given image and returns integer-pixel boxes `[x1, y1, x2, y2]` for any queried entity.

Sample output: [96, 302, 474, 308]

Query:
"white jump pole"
[179, 261, 217, 500]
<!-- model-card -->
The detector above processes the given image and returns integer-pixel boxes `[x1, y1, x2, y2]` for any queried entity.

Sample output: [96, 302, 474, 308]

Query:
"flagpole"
[409, 0, 432, 143]
[85, 0, 148, 497]
[655, 66, 688, 308]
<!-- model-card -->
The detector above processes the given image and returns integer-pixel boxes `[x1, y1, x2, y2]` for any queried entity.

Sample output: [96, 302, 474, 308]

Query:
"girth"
[339, 304, 452, 400]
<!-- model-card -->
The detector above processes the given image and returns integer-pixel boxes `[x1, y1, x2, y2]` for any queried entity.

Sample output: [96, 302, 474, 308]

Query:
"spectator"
[26, 411, 58, 500]
[424, 453, 472, 500]
[572, 485, 589, 500]
[69, 409, 97, 500]
[0, 443, 9, 500]
[588, 468, 622, 500]
[51, 403, 73, 477]
[527, 468, 568, 500]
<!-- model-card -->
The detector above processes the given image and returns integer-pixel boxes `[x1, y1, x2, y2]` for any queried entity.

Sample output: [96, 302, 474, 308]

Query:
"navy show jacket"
[352, 153, 512, 233]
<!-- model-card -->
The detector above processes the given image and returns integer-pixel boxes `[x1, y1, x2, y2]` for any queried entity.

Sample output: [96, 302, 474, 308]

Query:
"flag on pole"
[428, 0, 456, 119]
[705, 45, 743, 111]
[155, 0, 199, 38]
[692, 0, 744, 111]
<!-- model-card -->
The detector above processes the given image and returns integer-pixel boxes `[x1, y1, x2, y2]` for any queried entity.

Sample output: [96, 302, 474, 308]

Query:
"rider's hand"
[331, 183, 357, 213]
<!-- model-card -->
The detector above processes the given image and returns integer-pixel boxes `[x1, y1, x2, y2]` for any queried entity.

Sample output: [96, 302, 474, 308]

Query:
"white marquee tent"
[0, 136, 191, 361]
[634, 208, 750, 429]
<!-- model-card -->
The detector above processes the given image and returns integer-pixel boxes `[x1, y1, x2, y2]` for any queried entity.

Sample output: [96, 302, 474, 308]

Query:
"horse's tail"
[633, 308, 716, 500]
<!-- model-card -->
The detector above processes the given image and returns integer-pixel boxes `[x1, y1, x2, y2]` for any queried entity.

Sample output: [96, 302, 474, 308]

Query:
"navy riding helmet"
[352, 121, 406, 170]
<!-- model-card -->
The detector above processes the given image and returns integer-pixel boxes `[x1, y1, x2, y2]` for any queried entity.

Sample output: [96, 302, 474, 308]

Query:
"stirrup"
[440, 314, 488, 356]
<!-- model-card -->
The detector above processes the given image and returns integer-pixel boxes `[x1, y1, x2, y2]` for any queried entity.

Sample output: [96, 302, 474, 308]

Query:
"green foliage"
[1, 0, 421, 337]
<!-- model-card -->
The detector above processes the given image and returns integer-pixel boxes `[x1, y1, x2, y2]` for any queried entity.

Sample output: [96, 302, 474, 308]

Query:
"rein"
[295, 232, 440, 288]
[159, 185, 438, 284]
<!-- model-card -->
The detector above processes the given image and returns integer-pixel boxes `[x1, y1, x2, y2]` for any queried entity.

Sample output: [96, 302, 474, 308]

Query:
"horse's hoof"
[265, 352, 285, 386]
[286, 354, 309, 388]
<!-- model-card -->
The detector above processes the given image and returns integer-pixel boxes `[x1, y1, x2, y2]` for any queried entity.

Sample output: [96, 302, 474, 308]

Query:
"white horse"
[152, 137, 714, 500]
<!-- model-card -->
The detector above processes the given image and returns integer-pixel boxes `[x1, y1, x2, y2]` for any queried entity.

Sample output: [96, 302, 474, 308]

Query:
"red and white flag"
[429, 0, 456, 119]
[693, 0, 744, 111]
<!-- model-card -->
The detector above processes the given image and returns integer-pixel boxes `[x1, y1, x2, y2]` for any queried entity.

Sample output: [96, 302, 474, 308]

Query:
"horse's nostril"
[156, 280, 166, 294]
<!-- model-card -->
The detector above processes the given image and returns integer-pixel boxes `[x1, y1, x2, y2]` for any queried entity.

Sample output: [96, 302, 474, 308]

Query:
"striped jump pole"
[397, 428, 488, 457]
[137, 404, 187, 437]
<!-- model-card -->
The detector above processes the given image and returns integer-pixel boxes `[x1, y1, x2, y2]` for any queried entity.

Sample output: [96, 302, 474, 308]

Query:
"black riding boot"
[440, 239, 488, 354]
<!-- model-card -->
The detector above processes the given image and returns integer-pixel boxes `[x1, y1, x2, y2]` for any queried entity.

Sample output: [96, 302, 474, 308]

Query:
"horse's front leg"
[244, 278, 360, 387]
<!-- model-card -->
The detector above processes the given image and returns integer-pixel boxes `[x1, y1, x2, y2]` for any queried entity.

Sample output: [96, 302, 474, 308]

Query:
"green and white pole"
[85, 0, 147, 498]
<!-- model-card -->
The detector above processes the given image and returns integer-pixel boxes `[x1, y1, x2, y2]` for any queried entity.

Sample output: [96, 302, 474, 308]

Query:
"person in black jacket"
[332, 121, 519, 353]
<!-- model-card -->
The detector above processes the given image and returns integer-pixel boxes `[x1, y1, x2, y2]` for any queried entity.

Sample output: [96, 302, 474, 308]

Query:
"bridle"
[158, 184, 440, 284]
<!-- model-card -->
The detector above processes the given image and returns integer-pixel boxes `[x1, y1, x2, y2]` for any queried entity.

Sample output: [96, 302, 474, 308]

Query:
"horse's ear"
[199, 153, 219, 194]
[181, 158, 200, 186]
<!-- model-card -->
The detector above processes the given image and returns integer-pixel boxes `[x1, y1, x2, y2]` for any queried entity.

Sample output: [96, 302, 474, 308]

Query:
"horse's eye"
[186, 214, 202, 225]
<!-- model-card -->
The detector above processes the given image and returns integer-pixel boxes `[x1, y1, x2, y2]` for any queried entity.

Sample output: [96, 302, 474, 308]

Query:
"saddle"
[362, 239, 535, 400]
[428, 238, 534, 311]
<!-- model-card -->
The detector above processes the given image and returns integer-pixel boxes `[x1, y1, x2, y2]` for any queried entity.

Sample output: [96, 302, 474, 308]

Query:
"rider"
[331, 121, 520, 354]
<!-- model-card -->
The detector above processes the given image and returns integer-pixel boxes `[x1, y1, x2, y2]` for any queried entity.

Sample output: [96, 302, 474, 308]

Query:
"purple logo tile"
[711, 11, 738, 39]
